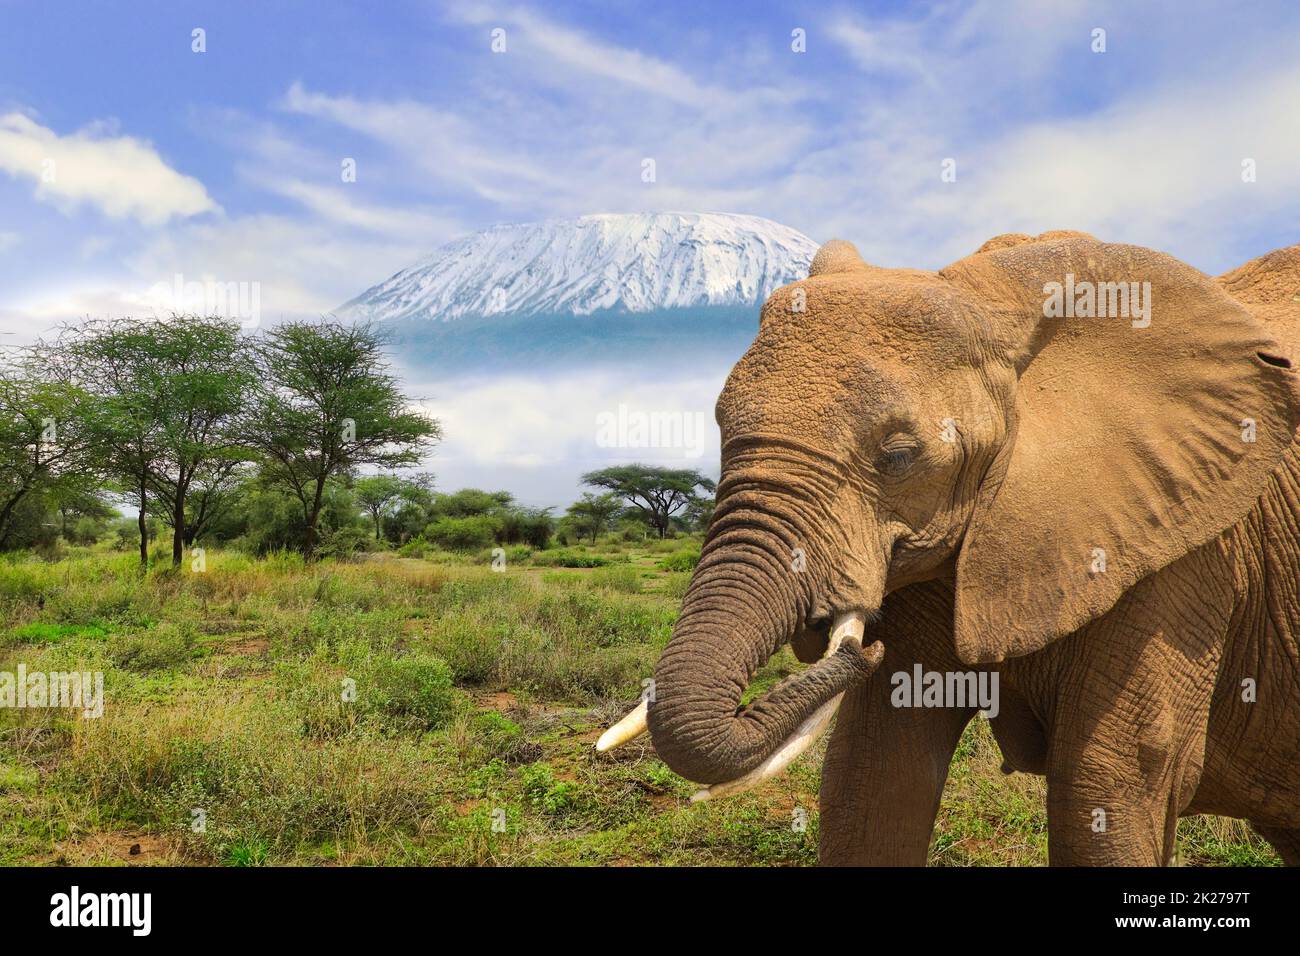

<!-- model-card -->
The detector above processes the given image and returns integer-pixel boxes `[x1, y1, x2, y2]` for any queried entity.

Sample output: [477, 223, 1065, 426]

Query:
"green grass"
[0, 541, 1279, 866]
[529, 548, 612, 568]
[5, 622, 110, 644]
[657, 548, 700, 572]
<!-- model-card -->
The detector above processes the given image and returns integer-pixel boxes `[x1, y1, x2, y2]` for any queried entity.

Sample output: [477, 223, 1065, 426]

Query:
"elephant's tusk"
[595, 698, 648, 752]
[691, 610, 871, 803]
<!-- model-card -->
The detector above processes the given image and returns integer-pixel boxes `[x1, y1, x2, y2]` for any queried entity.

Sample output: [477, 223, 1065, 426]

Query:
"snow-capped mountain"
[339, 212, 818, 323]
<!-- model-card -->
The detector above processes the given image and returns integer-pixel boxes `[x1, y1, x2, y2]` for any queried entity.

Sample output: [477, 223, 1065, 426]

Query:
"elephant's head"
[600, 231, 1300, 796]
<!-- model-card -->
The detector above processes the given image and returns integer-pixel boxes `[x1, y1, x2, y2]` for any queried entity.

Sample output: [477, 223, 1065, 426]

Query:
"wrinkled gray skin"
[645, 232, 1300, 865]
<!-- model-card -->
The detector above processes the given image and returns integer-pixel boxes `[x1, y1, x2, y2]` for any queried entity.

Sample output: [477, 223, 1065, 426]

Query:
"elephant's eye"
[877, 435, 919, 477]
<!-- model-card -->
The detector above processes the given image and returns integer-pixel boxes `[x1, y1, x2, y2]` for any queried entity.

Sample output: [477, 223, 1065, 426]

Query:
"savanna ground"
[0, 540, 1278, 866]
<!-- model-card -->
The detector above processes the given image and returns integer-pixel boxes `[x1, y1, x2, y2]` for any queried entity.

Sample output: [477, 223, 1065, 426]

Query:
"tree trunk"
[304, 513, 320, 559]
[304, 479, 326, 560]
[0, 486, 32, 547]
[172, 488, 186, 567]
[185, 494, 206, 547]
[138, 476, 149, 570]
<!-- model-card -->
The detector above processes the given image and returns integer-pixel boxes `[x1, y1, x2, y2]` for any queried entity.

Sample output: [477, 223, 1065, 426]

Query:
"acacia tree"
[354, 474, 415, 540]
[56, 322, 160, 566]
[565, 492, 621, 543]
[0, 342, 111, 549]
[61, 317, 254, 567]
[378, 472, 436, 545]
[141, 320, 253, 564]
[181, 458, 253, 546]
[48, 483, 115, 541]
[580, 464, 716, 539]
[681, 494, 715, 533]
[247, 320, 440, 558]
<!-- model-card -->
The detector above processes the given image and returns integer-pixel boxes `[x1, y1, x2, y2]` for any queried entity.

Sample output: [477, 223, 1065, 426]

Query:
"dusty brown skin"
[646, 232, 1300, 865]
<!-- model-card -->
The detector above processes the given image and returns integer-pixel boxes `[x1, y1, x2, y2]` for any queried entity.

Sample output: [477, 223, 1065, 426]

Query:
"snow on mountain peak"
[339, 212, 819, 322]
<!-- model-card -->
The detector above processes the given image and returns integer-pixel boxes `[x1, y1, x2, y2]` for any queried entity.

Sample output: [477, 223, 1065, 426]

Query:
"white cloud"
[449, 2, 723, 106]
[0, 209, 439, 341]
[411, 368, 724, 506]
[280, 82, 567, 206]
[957, 63, 1300, 264]
[0, 232, 18, 252]
[828, 15, 941, 88]
[0, 287, 156, 342]
[279, 3, 817, 224]
[784, 2, 1300, 271]
[261, 178, 461, 239]
[125, 213, 432, 318]
[0, 112, 218, 226]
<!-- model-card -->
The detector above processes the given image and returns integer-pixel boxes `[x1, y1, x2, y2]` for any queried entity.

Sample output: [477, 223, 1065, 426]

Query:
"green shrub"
[109, 622, 198, 672]
[646, 537, 687, 553]
[588, 565, 643, 594]
[520, 762, 577, 816]
[225, 841, 272, 867]
[658, 548, 701, 572]
[530, 549, 609, 568]
[316, 525, 375, 560]
[426, 516, 500, 551]
[474, 544, 532, 566]
[364, 653, 455, 731]
[276, 660, 358, 739]
[472, 711, 539, 764]
[535, 589, 671, 649]
[474, 710, 522, 748]
[278, 650, 455, 737]
[660, 572, 692, 599]
[398, 536, 432, 558]
[496, 509, 553, 550]
[68, 516, 107, 546]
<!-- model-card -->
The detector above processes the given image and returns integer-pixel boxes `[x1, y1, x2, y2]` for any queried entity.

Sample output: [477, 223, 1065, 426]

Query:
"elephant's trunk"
[645, 512, 882, 786]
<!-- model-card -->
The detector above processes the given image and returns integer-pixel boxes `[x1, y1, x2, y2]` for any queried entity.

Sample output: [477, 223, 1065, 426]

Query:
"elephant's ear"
[1218, 243, 1300, 362]
[941, 235, 1300, 664]
[758, 240, 872, 330]
[809, 239, 870, 277]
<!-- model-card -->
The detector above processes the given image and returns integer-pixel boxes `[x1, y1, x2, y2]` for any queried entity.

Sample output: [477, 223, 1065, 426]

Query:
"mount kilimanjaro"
[337, 212, 818, 374]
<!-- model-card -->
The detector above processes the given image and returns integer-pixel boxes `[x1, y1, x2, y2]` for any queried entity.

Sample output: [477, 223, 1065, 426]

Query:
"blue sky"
[4, 0, 1300, 330]
[2, 0, 1299, 501]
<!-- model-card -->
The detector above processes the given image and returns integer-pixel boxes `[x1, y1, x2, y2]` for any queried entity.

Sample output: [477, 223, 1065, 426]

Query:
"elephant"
[598, 231, 1300, 866]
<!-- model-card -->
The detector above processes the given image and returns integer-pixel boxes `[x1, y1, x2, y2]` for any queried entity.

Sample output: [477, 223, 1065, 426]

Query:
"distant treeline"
[0, 315, 716, 564]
